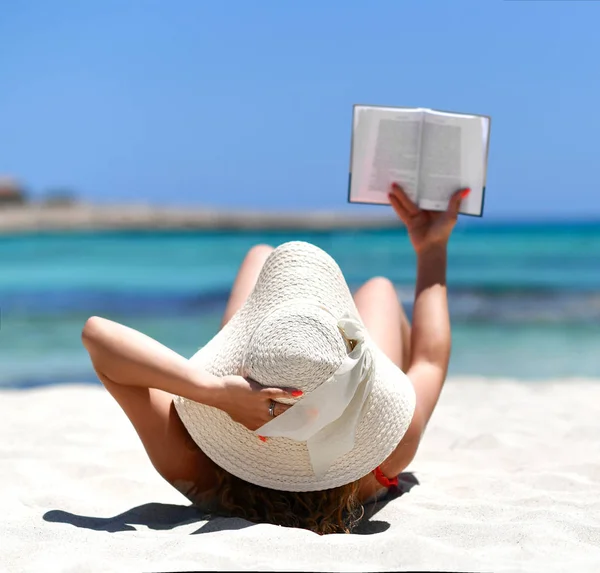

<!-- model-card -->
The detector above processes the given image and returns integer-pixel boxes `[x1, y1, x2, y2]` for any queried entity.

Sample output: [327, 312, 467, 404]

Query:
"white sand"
[2, 378, 599, 573]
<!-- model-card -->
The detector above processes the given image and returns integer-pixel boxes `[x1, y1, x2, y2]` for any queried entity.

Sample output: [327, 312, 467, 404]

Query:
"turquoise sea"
[1, 222, 599, 388]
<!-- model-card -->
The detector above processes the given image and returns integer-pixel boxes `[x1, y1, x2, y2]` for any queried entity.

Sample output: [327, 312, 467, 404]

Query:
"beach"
[2, 226, 599, 571]
[4, 0, 600, 568]
[2, 377, 599, 572]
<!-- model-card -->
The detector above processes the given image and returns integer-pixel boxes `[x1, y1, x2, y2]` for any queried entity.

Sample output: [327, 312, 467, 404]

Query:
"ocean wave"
[0, 288, 230, 316]
[445, 290, 600, 324]
[1, 285, 600, 325]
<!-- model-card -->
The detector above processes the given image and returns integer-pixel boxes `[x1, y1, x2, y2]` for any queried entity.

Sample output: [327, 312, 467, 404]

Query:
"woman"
[82, 183, 468, 534]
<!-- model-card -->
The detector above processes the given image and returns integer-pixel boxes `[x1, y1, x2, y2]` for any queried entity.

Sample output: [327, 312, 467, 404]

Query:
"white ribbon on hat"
[255, 312, 374, 478]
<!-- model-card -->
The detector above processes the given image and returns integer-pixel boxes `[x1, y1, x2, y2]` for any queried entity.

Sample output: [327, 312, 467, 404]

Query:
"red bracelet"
[373, 465, 398, 488]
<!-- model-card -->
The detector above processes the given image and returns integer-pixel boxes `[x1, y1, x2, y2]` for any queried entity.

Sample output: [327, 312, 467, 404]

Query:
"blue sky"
[2, 0, 599, 219]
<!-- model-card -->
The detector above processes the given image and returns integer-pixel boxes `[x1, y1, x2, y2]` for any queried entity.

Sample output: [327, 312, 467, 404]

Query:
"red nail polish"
[259, 435, 267, 442]
[291, 390, 303, 397]
[460, 188, 471, 198]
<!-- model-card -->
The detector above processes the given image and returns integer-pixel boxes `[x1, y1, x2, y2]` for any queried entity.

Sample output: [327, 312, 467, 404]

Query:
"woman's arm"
[82, 316, 222, 406]
[82, 316, 297, 430]
[406, 244, 451, 432]
[378, 183, 464, 477]
[378, 246, 451, 477]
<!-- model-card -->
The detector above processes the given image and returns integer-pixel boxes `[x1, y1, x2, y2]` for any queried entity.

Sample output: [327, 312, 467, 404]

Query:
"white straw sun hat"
[174, 241, 415, 492]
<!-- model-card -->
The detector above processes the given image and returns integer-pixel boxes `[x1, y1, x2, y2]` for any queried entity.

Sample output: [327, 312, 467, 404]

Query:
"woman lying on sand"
[81, 183, 469, 534]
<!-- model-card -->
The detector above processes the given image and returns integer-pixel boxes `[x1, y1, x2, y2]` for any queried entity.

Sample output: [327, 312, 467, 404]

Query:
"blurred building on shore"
[0, 177, 27, 206]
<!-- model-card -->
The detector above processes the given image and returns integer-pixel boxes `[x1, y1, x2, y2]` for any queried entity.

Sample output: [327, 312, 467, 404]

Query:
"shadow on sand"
[44, 472, 420, 536]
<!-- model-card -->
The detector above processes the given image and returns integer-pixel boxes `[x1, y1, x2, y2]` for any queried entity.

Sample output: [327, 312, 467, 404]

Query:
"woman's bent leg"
[353, 277, 411, 371]
[221, 244, 274, 327]
[353, 277, 415, 500]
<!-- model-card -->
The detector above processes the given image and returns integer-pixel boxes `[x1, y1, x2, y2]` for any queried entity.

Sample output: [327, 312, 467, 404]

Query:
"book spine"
[479, 185, 486, 217]
[460, 186, 485, 217]
[347, 173, 352, 203]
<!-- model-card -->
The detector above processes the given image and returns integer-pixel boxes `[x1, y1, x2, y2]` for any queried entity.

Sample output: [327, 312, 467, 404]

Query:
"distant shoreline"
[1, 203, 599, 234]
[0, 203, 400, 233]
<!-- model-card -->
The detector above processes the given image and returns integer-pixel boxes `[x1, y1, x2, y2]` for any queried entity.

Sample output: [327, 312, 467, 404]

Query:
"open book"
[348, 105, 491, 217]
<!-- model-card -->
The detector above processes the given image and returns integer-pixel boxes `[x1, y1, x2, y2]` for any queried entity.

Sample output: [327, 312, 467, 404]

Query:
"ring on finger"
[268, 400, 276, 418]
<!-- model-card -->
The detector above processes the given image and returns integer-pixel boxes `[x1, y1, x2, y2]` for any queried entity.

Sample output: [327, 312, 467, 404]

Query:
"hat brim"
[174, 242, 416, 491]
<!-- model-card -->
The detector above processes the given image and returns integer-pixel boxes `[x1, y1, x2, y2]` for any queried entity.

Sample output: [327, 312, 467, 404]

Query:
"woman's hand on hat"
[216, 375, 302, 432]
[388, 183, 469, 254]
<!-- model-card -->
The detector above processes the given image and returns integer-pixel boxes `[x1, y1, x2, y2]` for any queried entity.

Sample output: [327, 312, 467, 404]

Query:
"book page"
[418, 110, 489, 216]
[348, 106, 423, 205]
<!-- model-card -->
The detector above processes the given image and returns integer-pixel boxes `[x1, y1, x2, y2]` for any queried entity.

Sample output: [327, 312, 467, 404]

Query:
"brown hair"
[202, 465, 364, 535]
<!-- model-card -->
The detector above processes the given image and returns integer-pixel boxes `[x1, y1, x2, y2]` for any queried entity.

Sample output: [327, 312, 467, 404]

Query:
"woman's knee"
[354, 276, 400, 316]
[362, 276, 396, 297]
[244, 244, 274, 264]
